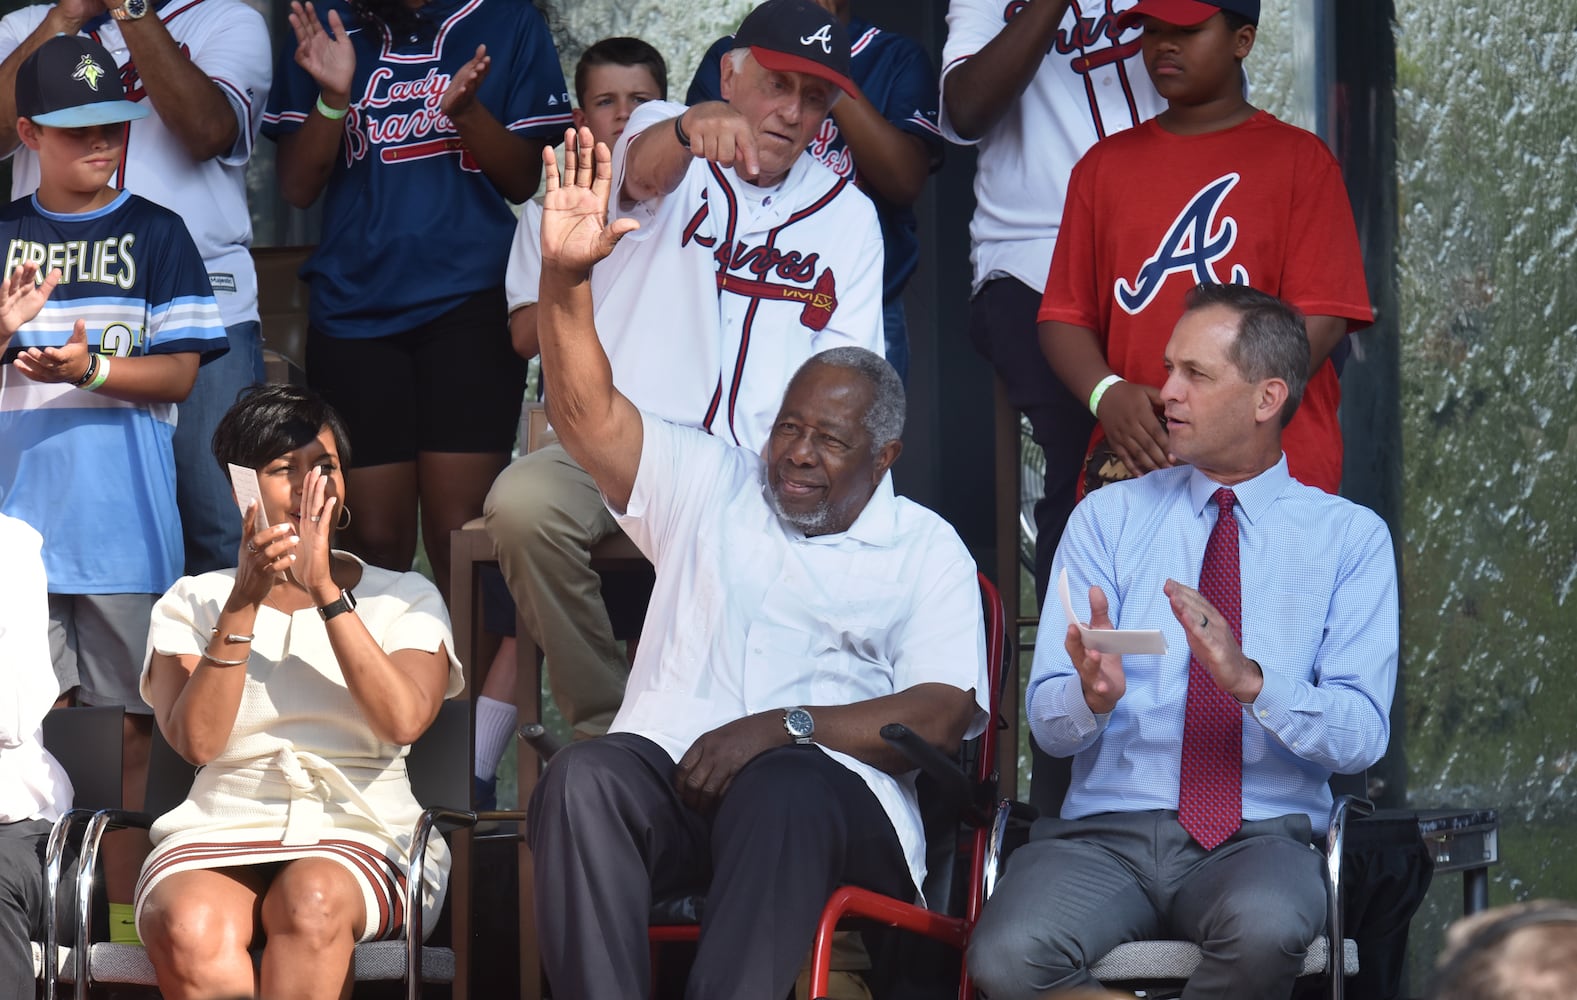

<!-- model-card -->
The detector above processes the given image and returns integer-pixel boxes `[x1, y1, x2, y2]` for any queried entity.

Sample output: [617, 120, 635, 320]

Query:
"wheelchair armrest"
[71, 809, 156, 995]
[879, 723, 974, 816]
[1323, 793, 1375, 982]
[517, 723, 564, 763]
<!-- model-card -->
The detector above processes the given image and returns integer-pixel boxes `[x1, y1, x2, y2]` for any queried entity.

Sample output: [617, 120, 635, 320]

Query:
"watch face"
[785, 708, 814, 739]
[125, 0, 149, 16]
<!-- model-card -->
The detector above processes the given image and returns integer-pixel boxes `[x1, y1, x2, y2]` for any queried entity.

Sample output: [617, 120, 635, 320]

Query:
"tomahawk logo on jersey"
[1116, 173, 1250, 315]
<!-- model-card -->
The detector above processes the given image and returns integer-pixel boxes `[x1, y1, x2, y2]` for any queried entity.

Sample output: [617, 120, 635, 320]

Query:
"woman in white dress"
[135, 384, 463, 1000]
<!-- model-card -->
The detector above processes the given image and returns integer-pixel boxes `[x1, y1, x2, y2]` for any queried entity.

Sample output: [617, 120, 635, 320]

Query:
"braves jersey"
[686, 16, 943, 307]
[598, 100, 884, 454]
[940, 0, 1165, 294]
[0, 192, 227, 594]
[262, 0, 571, 339]
[1039, 112, 1374, 493]
[0, 0, 271, 329]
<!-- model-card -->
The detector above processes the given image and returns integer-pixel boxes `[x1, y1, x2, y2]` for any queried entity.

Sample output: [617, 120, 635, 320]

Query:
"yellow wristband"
[1087, 374, 1123, 417]
[315, 95, 349, 121]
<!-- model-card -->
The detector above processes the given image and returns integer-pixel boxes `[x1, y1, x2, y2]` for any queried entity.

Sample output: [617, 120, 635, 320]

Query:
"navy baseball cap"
[16, 34, 148, 127]
[734, 0, 858, 99]
[1117, 0, 1261, 29]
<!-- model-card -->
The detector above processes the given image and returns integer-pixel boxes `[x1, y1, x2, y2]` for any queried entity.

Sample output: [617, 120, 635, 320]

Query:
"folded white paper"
[1058, 567, 1168, 655]
[227, 463, 269, 531]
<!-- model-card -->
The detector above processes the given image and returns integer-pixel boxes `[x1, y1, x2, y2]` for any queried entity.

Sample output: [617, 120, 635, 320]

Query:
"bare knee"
[260, 861, 363, 951]
[140, 887, 254, 981]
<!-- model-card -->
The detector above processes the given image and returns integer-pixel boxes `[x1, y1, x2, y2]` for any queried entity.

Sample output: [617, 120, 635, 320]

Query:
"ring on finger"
[246, 542, 258, 554]
[310, 515, 321, 523]
[1199, 614, 1208, 628]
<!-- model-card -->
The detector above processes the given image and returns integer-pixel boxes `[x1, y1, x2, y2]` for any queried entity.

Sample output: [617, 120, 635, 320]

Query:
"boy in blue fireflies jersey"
[0, 34, 227, 827]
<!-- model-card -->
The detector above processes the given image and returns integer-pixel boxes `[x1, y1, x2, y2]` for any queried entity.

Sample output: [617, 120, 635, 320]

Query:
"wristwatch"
[317, 588, 357, 622]
[109, 0, 150, 20]
[783, 707, 815, 745]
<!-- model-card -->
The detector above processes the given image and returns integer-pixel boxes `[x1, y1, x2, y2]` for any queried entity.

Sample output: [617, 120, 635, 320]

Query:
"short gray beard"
[762, 465, 835, 534]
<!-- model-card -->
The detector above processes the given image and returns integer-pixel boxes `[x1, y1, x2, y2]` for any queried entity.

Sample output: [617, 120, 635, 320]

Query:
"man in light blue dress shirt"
[969, 282, 1399, 1000]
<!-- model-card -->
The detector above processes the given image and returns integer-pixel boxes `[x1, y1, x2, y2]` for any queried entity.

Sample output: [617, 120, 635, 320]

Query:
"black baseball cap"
[733, 0, 858, 99]
[1116, 0, 1261, 29]
[16, 34, 148, 127]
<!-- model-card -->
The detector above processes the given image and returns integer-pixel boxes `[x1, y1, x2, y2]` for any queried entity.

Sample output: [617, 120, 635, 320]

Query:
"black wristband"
[70, 353, 98, 388]
[673, 112, 690, 149]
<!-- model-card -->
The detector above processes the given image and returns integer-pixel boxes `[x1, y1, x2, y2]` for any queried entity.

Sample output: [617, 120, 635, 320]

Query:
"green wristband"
[316, 95, 349, 121]
[1087, 374, 1124, 417]
[84, 354, 111, 392]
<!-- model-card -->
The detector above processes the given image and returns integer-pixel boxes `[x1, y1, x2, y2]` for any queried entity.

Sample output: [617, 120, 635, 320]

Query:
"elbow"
[941, 95, 986, 143]
[279, 178, 320, 211]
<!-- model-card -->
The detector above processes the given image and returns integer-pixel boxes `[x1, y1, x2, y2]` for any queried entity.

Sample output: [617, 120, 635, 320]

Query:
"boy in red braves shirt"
[1040, 0, 1371, 497]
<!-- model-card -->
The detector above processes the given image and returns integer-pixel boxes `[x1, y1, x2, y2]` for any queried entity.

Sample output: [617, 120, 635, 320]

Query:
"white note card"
[1058, 567, 1168, 655]
[227, 463, 269, 531]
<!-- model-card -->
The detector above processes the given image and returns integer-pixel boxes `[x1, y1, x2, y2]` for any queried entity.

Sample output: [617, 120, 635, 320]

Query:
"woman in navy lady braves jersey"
[263, 0, 572, 602]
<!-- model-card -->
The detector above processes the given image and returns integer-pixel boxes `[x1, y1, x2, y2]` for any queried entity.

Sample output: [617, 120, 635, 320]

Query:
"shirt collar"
[1185, 454, 1292, 528]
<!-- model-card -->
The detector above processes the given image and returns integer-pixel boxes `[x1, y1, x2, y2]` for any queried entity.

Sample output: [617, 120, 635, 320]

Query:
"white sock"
[474, 695, 518, 779]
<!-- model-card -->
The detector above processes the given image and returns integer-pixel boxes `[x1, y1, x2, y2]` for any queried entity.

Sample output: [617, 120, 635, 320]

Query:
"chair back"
[143, 726, 201, 818]
[42, 707, 124, 811]
[407, 700, 471, 810]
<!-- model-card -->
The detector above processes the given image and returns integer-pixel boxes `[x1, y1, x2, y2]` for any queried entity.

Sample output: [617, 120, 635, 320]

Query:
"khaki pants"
[482, 444, 629, 736]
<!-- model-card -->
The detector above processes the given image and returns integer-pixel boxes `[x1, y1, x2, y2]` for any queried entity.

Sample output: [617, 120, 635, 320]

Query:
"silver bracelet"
[200, 651, 249, 667]
[210, 628, 254, 644]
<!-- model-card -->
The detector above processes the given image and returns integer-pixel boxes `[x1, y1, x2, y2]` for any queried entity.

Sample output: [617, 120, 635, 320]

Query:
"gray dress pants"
[967, 810, 1327, 1000]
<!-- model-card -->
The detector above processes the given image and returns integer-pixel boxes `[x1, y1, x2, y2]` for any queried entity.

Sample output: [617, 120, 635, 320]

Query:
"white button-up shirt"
[610, 413, 990, 894]
[0, 514, 71, 824]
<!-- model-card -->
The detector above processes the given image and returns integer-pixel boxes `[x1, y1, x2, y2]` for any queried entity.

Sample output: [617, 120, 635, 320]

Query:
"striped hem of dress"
[135, 838, 409, 942]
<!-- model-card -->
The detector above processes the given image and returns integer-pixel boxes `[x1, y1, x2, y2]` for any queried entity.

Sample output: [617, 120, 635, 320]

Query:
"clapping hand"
[440, 44, 489, 121]
[539, 126, 639, 278]
[288, 1, 355, 106]
[1067, 585, 1126, 714]
[0, 262, 58, 341]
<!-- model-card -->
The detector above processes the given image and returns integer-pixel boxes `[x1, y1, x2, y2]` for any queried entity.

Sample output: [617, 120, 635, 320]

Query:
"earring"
[336, 502, 352, 532]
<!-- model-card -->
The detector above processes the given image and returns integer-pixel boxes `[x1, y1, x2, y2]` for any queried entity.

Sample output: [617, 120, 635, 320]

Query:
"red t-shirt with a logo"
[1039, 111, 1373, 495]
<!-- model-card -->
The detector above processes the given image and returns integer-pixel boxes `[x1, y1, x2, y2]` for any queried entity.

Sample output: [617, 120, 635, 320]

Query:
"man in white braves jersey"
[939, 0, 1164, 605]
[0, 0, 271, 581]
[483, 0, 882, 740]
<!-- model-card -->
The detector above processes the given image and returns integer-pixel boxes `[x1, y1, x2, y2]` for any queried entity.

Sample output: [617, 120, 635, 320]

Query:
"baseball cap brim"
[27, 101, 149, 127]
[748, 45, 860, 101]
[1116, 0, 1228, 30]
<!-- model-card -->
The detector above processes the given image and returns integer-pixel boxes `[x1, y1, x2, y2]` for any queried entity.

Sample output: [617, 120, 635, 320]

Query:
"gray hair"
[795, 346, 905, 447]
[725, 46, 843, 108]
[1183, 282, 1311, 427]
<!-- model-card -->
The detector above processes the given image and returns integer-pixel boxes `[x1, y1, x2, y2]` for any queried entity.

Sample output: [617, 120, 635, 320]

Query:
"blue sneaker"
[473, 774, 497, 811]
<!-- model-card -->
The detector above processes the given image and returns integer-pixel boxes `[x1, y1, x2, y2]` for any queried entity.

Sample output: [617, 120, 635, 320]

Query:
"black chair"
[37, 705, 124, 1000]
[67, 699, 522, 999]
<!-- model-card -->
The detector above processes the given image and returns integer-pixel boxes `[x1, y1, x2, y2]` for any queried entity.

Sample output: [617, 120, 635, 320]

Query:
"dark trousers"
[967, 276, 1094, 608]
[0, 819, 52, 999]
[527, 734, 914, 1000]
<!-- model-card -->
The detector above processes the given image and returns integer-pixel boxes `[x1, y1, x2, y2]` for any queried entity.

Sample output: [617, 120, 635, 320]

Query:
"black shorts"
[307, 288, 526, 468]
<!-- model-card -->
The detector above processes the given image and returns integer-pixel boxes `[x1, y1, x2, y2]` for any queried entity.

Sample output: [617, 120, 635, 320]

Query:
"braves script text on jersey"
[598, 99, 884, 453]
[940, 0, 1165, 292]
[0, 0, 272, 329]
[1040, 112, 1374, 493]
[262, 0, 571, 339]
[0, 192, 227, 594]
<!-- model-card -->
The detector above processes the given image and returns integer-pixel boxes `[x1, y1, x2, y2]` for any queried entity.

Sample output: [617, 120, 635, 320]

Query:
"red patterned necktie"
[1178, 488, 1243, 850]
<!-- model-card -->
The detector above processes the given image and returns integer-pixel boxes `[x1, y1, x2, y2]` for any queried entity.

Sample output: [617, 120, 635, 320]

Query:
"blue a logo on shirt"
[1115, 173, 1250, 315]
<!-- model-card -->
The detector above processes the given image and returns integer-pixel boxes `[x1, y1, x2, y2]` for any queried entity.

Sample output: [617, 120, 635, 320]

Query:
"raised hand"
[1066, 585, 1126, 715]
[1097, 380, 1171, 477]
[439, 44, 489, 121]
[288, 1, 355, 105]
[540, 126, 640, 277]
[0, 262, 58, 339]
[14, 319, 89, 385]
[230, 502, 297, 610]
[294, 466, 339, 602]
